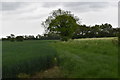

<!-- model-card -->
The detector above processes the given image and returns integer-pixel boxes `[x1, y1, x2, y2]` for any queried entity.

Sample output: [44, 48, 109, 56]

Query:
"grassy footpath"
[52, 37, 118, 78]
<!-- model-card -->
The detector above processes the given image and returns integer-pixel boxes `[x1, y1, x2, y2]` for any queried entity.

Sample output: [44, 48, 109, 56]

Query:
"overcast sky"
[0, 1, 119, 38]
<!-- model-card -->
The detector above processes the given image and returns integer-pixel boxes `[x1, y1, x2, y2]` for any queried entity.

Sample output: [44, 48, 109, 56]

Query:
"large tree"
[42, 9, 80, 41]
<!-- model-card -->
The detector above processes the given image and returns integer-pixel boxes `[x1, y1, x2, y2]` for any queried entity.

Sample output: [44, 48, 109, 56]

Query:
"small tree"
[42, 9, 80, 41]
[10, 34, 15, 42]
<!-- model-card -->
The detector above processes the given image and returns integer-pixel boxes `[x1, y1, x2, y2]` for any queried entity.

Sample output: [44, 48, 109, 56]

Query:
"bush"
[16, 36, 24, 42]
[10, 38, 15, 42]
[61, 37, 69, 41]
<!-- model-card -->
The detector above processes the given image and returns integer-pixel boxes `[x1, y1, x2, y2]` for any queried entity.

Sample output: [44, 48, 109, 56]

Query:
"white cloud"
[1, 2, 118, 38]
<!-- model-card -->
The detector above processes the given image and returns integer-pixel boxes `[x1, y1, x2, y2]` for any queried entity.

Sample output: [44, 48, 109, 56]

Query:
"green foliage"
[42, 9, 79, 41]
[60, 37, 69, 41]
[118, 28, 120, 46]
[16, 36, 24, 41]
[10, 38, 15, 42]
[10, 34, 15, 42]
[73, 23, 118, 39]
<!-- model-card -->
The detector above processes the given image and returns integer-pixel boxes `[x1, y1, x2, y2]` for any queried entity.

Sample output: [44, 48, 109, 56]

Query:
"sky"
[0, 0, 119, 38]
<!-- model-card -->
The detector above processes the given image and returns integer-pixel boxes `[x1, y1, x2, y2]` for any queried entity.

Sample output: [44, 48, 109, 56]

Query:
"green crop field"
[2, 40, 57, 78]
[2, 37, 118, 78]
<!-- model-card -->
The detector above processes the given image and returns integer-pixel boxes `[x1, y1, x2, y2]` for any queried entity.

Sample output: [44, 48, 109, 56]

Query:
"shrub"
[16, 36, 24, 41]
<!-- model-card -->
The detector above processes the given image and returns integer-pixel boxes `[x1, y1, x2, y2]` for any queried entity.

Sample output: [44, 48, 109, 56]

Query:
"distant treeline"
[2, 34, 60, 41]
[73, 23, 119, 39]
[2, 23, 119, 41]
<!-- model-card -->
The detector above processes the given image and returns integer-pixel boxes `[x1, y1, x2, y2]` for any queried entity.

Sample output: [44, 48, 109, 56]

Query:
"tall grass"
[2, 40, 57, 78]
[52, 38, 118, 78]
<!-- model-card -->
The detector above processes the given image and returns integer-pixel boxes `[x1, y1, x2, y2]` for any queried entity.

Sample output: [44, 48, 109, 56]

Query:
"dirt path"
[18, 66, 64, 78]
[31, 66, 64, 78]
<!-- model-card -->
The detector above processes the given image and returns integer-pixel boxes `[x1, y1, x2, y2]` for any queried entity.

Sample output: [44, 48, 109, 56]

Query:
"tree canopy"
[42, 9, 80, 41]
